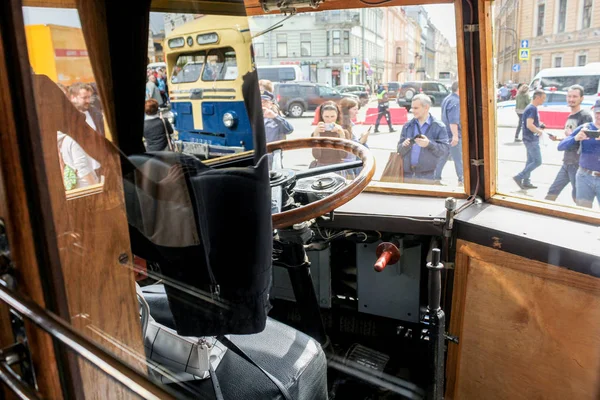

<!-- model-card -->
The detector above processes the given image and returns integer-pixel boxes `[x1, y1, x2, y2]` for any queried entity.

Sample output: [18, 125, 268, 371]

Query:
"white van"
[256, 65, 304, 82]
[529, 64, 600, 99]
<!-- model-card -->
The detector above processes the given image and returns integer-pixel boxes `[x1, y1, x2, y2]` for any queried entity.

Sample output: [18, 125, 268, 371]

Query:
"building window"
[326, 31, 330, 56]
[553, 55, 562, 68]
[254, 42, 264, 58]
[396, 47, 402, 64]
[533, 57, 542, 77]
[301, 33, 311, 56]
[557, 0, 567, 33]
[343, 31, 350, 55]
[582, 0, 593, 29]
[536, 3, 545, 36]
[333, 30, 341, 55]
[277, 33, 287, 57]
[577, 54, 587, 66]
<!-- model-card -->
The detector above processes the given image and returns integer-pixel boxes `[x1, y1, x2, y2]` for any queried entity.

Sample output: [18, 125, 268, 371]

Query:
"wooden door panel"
[447, 240, 600, 400]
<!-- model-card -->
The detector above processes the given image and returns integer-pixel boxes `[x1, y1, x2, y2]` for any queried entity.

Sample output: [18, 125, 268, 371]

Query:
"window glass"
[277, 33, 287, 57]
[582, 0, 593, 29]
[557, 0, 567, 33]
[553, 56, 562, 68]
[537, 3, 545, 36]
[319, 85, 337, 96]
[171, 52, 206, 83]
[301, 33, 311, 56]
[249, 4, 464, 191]
[494, 0, 600, 212]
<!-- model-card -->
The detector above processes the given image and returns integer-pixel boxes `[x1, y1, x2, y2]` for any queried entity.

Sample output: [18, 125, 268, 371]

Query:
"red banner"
[54, 49, 89, 57]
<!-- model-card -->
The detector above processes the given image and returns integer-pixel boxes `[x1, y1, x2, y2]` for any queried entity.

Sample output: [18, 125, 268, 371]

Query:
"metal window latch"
[464, 24, 479, 32]
[470, 159, 485, 166]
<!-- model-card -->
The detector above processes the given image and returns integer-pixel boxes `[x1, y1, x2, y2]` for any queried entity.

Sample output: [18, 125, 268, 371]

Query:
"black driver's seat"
[124, 152, 328, 399]
[141, 284, 328, 399]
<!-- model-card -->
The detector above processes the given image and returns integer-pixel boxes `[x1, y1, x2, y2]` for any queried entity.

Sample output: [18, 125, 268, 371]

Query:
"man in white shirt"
[68, 83, 105, 137]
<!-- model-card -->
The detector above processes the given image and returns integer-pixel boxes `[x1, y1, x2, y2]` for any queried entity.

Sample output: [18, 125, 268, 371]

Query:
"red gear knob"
[374, 242, 401, 272]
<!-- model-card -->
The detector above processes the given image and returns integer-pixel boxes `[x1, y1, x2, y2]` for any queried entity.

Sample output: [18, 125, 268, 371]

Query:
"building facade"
[383, 7, 409, 83]
[249, 9, 384, 86]
[494, 0, 600, 84]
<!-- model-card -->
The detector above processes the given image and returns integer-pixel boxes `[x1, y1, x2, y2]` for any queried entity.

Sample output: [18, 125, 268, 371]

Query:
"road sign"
[520, 39, 529, 48]
[352, 57, 357, 65]
[519, 48, 530, 61]
[343, 63, 351, 73]
[512, 64, 521, 72]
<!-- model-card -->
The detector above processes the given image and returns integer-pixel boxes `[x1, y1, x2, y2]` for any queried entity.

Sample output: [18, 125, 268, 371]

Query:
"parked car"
[335, 85, 369, 106]
[274, 82, 359, 117]
[386, 82, 401, 99]
[396, 81, 451, 111]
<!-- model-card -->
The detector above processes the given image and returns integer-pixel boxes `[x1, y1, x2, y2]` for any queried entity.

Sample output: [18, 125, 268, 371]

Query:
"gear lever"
[374, 242, 401, 272]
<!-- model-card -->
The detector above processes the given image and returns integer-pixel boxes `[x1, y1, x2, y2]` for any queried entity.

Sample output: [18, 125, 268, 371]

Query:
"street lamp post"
[499, 26, 518, 82]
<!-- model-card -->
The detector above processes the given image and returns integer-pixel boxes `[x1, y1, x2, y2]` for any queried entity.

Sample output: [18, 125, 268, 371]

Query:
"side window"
[279, 67, 296, 81]
[257, 68, 279, 82]
[438, 84, 449, 93]
[423, 83, 438, 92]
[300, 86, 316, 96]
[319, 86, 336, 96]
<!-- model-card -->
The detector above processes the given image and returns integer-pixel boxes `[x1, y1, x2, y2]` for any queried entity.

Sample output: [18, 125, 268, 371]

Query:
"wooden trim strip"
[454, 0, 471, 193]
[444, 241, 470, 400]
[480, 0, 497, 200]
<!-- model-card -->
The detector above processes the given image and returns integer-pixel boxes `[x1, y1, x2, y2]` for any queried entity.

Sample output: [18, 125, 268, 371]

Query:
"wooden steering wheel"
[267, 137, 376, 229]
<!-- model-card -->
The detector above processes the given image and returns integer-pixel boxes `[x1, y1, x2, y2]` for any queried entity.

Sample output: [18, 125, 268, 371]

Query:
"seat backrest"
[124, 151, 272, 336]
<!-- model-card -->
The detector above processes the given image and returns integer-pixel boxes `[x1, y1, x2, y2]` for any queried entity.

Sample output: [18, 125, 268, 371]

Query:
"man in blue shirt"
[513, 89, 546, 189]
[262, 91, 293, 143]
[434, 81, 463, 186]
[397, 94, 449, 184]
[558, 99, 600, 208]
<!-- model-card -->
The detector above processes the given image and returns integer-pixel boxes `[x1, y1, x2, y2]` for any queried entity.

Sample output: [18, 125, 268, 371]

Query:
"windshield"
[534, 75, 600, 94]
[171, 47, 238, 83]
[171, 51, 206, 83]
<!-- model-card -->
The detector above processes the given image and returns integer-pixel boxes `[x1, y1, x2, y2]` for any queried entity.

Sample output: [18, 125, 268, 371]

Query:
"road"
[279, 99, 579, 207]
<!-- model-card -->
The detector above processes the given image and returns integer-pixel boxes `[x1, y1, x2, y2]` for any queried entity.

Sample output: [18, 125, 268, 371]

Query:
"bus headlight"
[223, 112, 237, 128]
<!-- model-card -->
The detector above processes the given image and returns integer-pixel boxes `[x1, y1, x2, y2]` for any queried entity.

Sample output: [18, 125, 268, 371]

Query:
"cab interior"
[0, 0, 600, 400]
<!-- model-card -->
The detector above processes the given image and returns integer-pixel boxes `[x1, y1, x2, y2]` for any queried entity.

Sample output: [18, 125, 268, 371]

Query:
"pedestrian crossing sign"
[519, 48, 530, 61]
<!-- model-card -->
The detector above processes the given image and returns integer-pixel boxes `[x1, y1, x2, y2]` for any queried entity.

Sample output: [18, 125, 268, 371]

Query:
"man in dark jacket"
[397, 94, 450, 183]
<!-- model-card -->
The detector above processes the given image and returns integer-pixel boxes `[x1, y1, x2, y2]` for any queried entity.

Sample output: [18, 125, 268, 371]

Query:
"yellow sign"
[519, 48, 530, 61]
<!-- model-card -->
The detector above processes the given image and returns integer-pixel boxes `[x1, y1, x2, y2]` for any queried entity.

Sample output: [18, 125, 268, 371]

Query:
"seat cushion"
[141, 285, 328, 400]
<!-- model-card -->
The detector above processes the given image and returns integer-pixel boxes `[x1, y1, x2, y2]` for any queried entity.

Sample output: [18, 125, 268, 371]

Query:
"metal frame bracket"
[464, 24, 479, 32]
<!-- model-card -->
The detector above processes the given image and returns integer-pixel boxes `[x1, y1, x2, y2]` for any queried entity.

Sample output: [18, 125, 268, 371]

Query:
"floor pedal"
[343, 343, 390, 377]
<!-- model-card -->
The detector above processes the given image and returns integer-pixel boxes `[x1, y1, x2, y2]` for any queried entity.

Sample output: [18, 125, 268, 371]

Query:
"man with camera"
[545, 85, 592, 202]
[513, 89, 546, 190]
[558, 100, 600, 208]
[397, 94, 449, 184]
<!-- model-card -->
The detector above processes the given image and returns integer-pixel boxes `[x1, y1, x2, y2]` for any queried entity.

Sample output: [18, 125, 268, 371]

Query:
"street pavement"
[279, 99, 582, 208]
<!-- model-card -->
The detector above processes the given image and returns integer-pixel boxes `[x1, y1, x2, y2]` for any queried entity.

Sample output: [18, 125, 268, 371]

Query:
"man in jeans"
[434, 81, 463, 186]
[558, 100, 600, 208]
[513, 89, 546, 189]
[545, 85, 592, 202]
